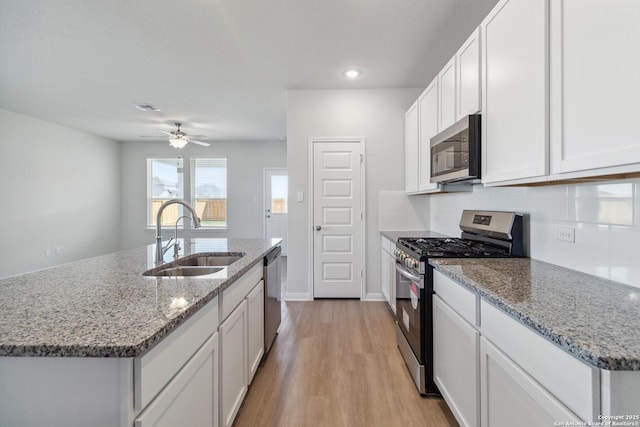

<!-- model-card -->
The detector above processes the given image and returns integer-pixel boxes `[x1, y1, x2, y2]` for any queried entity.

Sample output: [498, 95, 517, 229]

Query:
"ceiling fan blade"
[139, 135, 163, 138]
[190, 139, 211, 147]
[159, 130, 173, 136]
[188, 135, 209, 139]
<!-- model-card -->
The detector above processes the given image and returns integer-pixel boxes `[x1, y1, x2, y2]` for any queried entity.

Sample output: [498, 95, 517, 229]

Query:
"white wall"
[119, 140, 286, 250]
[286, 88, 423, 300]
[429, 180, 640, 289]
[0, 109, 121, 278]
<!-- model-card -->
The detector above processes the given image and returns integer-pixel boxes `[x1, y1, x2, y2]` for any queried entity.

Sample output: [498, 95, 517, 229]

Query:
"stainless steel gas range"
[394, 210, 525, 395]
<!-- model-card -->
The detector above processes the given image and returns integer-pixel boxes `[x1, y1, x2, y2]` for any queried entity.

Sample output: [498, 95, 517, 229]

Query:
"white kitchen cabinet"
[404, 100, 419, 193]
[481, 300, 599, 421]
[438, 57, 457, 131]
[480, 337, 580, 427]
[550, 0, 640, 175]
[456, 28, 481, 121]
[380, 235, 396, 314]
[246, 279, 265, 384]
[418, 79, 440, 192]
[220, 299, 248, 427]
[433, 295, 480, 427]
[481, 0, 548, 184]
[135, 332, 219, 427]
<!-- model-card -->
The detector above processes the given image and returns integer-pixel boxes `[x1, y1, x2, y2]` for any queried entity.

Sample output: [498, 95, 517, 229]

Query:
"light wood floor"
[233, 300, 458, 427]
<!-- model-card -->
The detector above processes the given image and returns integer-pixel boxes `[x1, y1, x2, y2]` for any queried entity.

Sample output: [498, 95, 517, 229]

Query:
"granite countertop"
[0, 238, 281, 358]
[430, 258, 640, 371]
[380, 230, 449, 242]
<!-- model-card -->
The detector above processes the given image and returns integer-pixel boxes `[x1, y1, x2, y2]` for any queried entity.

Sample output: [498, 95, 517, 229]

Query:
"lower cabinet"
[247, 280, 265, 384]
[135, 332, 219, 427]
[480, 337, 580, 427]
[380, 236, 396, 314]
[433, 296, 480, 427]
[220, 299, 248, 427]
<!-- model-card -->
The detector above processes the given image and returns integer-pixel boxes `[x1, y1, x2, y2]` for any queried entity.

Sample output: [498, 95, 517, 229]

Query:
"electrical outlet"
[55, 247, 62, 255]
[45, 249, 51, 257]
[555, 226, 575, 243]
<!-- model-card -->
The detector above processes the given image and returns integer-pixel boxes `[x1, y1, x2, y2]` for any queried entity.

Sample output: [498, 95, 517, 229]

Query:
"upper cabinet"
[456, 28, 481, 120]
[481, 0, 549, 185]
[405, 28, 481, 194]
[404, 100, 419, 193]
[550, 0, 640, 175]
[418, 80, 440, 192]
[438, 57, 457, 131]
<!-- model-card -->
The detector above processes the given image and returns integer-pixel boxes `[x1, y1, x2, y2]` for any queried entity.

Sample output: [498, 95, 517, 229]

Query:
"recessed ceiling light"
[343, 69, 361, 79]
[134, 103, 161, 112]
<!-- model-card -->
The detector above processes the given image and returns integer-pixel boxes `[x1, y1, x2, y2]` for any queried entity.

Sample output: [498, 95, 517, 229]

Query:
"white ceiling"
[0, 0, 497, 143]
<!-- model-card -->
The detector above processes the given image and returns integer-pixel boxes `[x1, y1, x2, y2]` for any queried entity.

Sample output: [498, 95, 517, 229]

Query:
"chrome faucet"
[156, 199, 202, 264]
[170, 216, 193, 258]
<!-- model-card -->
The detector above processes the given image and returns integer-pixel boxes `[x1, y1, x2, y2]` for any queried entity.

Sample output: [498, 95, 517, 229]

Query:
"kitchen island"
[0, 237, 281, 427]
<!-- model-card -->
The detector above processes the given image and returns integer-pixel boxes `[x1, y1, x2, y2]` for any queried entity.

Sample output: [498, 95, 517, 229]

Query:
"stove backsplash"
[429, 178, 640, 290]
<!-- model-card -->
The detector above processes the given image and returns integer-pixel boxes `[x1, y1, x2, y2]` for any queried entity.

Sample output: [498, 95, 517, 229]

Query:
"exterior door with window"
[264, 168, 288, 255]
[312, 139, 363, 299]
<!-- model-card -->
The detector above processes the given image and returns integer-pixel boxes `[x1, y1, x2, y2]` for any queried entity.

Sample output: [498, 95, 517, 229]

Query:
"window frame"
[190, 156, 228, 230]
[147, 157, 185, 228]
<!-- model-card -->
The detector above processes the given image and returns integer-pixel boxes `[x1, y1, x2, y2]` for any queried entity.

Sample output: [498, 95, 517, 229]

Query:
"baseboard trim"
[284, 292, 313, 301]
[363, 292, 385, 302]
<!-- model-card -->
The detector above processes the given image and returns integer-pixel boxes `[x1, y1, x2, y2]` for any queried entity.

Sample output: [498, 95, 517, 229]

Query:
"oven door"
[395, 262, 424, 363]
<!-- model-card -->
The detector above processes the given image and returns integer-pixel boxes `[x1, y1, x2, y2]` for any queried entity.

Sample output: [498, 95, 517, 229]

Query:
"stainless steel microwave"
[430, 114, 481, 183]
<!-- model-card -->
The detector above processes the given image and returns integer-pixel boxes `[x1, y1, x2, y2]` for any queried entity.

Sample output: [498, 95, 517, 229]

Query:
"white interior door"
[312, 140, 363, 299]
[264, 168, 288, 255]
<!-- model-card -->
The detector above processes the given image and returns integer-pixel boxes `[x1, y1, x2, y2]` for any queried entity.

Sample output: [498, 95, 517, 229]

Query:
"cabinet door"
[418, 80, 440, 192]
[246, 280, 265, 384]
[439, 57, 457, 131]
[388, 241, 396, 314]
[550, 0, 640, 174]
[457, 28, 481, 120]
[481, 0, 548, 184]
[135, 332, 218, 427]
[405, 101, 419, 193]
[433, 296, 480, 427]
[480, 337, 581, 427]
[380, 247, 391, 303]
[220, 300, 248, 427]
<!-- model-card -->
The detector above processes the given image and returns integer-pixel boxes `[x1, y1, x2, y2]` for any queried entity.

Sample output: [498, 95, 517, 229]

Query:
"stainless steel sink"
[177, 255, 243, 267]
[143, 266, 224, 277]
[142, 252, 244, 277]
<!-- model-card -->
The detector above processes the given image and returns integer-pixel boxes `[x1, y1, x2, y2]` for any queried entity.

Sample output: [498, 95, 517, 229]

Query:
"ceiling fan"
[142, 122, 211, 149]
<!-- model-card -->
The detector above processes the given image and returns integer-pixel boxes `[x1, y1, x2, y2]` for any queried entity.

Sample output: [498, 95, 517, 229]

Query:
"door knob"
[315, 225, 322, 231]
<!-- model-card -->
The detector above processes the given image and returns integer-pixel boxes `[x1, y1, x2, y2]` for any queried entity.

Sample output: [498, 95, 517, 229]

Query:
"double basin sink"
[143, 253, 244, 277]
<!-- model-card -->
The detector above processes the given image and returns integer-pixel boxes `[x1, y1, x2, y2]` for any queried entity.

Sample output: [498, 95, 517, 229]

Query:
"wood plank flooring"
[233, 300, 458, 427]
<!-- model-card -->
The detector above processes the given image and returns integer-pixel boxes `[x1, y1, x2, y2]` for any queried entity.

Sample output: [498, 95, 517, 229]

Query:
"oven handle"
[395, 262, 422, 284]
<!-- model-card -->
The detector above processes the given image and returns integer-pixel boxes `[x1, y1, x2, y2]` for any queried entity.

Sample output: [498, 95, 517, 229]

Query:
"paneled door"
[264, 168, 288, 255]
[312, 139, 364, 299]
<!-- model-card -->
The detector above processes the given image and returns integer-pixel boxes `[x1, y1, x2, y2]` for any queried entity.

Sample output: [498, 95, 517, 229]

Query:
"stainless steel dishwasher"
[264, 245, 282, 353]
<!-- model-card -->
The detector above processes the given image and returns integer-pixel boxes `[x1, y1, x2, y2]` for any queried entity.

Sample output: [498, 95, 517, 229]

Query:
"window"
[148, 158, 184, 226]
[191, 157, 227, 228]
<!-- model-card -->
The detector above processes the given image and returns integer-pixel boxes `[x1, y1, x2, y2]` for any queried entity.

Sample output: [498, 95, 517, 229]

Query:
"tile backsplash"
[429, 178, 640, 289]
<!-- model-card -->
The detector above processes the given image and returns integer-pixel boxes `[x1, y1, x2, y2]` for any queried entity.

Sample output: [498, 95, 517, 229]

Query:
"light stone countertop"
[380, 230, 449, 242]
[430, 258, 640, 371]
[0, 238, 281, 358]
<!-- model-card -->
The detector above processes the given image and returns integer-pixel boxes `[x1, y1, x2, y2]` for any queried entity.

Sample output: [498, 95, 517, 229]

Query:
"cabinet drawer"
[381, 236, 392, 254]
[222, 263, 262, 321]
[135, 296, 218, 411]
[481, 300, 599, 421]
[433, 270, 479, 326]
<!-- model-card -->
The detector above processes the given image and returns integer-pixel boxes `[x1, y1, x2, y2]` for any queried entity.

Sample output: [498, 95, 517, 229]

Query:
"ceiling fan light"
[169, 138, 188, 149]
